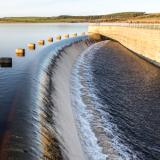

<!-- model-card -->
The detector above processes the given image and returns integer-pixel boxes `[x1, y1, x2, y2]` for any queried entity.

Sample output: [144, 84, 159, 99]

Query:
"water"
[0, 23, 88, 159]
[0, 23, 88, 57]
[1, 23, 160, 160]
[71, 40, 160, 160]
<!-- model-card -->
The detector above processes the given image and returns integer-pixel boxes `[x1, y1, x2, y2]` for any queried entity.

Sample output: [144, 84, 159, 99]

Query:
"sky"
[0, 0, 160, 17]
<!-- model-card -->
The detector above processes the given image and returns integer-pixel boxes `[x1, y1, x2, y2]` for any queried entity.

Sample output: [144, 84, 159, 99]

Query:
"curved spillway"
[0, 36, 94, 160]
[1, 36, 160, 160]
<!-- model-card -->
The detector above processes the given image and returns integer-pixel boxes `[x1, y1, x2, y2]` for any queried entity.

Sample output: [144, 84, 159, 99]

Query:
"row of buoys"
[15, 32, 86, 57]
[1, 32, 86, 67]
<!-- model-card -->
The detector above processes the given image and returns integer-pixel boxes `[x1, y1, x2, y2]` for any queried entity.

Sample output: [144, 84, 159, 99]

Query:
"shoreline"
[1, 12, 160, 24]
[0, 22, 160, 24]
[0, 22, 89, 24]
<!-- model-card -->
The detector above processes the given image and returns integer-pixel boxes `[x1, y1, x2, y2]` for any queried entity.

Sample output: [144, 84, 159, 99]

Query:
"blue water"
[0, 23, 88, 160]
[0, 23, 88, 57]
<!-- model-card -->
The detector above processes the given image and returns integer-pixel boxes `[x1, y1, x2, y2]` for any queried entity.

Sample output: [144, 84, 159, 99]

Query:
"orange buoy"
[64, 34, 69, 39]
[56, 35, 61, 41]
[48, 37, 53, 42]
[28, 43, 36, 50]
[16, 48, 25, 57]
[38, 40, 45, 45]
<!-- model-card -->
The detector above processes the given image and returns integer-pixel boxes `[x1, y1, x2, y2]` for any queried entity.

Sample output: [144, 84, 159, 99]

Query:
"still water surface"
[0, 23, 88, 57]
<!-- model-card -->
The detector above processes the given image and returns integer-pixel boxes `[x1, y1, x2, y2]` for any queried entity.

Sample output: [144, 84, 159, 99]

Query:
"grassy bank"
[0, 12, 160, 23]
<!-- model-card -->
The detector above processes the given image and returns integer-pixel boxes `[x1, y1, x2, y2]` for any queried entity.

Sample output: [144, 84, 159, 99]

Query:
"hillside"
[0, 12, 160, 23]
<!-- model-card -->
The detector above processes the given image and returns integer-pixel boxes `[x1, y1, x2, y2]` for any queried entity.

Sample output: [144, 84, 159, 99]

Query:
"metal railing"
[89, 22, 160, 30]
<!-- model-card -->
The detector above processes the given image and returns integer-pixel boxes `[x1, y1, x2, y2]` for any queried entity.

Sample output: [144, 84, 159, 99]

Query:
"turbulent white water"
[2, 35, 160, 160]
[52, 41, 90, 160]
[38, 38, 136, 160]
[70, 41, 132, 160]
[70, 42, 108, 160]
[2, 34, 159, 160]
[51, 40, 111, 160]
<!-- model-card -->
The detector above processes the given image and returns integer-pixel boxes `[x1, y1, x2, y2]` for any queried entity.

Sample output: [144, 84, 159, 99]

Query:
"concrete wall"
[88, 25, 160, 65]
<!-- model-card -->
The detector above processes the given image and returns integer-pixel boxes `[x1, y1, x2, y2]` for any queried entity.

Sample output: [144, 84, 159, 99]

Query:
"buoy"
[64, 34, 69, 39]
[28, 43, 36, 50]
[16, 48, 25, 57]
[0, 57, 12, 67]
[38, 40, 45, 45]
[56, 35, 61, 41]
[48, 37, 53, 42]
[71, 33, 77, 37]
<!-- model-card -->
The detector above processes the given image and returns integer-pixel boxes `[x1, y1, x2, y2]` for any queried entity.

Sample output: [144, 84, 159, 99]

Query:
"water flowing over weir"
[0, 36, 95, 160]
[1, 34, 160, 160]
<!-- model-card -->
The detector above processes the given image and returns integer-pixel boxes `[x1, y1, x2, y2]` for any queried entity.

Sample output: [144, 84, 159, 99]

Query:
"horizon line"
[1, 11, 160, 18]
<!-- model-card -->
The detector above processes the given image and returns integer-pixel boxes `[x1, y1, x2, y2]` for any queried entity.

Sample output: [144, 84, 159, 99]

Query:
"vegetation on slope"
[0, 12, 160, 23]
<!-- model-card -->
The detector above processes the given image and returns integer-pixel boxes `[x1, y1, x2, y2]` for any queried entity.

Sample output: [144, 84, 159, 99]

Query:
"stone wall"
[88, 25, 160, 65]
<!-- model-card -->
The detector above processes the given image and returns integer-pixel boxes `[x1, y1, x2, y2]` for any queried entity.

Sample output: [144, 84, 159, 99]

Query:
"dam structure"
[0, 24, 160, 160]
[89, 23, 160, 66]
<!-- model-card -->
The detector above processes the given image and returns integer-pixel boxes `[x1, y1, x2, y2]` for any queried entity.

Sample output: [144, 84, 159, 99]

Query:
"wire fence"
[89, 22, 160, 30]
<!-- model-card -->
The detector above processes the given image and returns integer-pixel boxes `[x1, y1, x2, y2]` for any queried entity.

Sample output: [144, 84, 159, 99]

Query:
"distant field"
[0, 12, 160, 23]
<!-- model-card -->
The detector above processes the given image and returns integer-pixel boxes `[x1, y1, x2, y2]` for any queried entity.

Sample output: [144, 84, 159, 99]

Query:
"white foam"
[52, 41, 90, 160]
[71, 41, 135, 160]
[71, 42, 108, 160]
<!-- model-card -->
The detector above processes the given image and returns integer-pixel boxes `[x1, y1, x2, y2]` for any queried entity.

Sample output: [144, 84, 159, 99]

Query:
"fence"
[89, 23, 160, 30]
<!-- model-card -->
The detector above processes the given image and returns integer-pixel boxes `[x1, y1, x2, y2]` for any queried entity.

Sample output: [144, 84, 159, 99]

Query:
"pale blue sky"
[0, 0, 160, 17]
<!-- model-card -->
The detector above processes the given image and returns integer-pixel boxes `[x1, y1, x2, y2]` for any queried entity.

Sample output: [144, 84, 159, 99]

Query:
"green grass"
[0, 12, 160, 23]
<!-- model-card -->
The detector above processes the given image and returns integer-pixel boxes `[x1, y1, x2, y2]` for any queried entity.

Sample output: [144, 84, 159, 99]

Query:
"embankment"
[88, 25, 160, 66]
